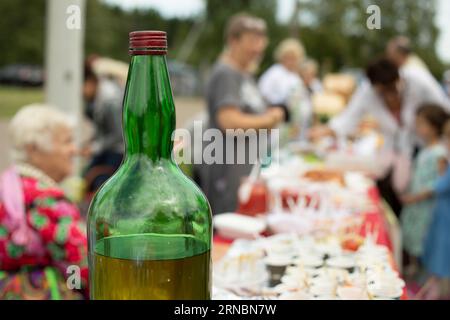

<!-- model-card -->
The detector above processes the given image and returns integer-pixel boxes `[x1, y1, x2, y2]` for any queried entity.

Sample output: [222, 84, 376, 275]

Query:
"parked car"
[0, 64, 44, 86]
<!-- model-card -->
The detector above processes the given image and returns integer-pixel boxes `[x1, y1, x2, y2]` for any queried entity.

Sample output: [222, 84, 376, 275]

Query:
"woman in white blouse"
[259, 38, 312, 140]
[311, 58, 450, 157]
[258, 38, 306, 106]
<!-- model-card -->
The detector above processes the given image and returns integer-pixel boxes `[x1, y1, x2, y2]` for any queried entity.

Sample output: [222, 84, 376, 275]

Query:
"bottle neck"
[122, 54, 175, 161]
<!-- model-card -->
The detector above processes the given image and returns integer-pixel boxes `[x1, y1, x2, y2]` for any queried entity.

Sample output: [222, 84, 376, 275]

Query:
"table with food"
[211, 140, 406, 300]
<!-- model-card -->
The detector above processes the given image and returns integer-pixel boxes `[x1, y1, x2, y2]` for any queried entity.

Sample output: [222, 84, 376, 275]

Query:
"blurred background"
[0, 1, 449, 174]
[1, 0, 450, 300]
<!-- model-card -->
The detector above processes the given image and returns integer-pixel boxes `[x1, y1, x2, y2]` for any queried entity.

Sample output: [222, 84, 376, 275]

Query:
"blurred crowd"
[1, 12, 450, 299]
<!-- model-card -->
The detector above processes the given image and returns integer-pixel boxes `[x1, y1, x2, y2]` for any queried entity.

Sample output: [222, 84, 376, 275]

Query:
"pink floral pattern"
[0, 176, 88, 292]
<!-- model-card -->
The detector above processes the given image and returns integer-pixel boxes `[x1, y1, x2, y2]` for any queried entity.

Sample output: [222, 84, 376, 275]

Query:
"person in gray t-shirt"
[198, 14, 285, 215]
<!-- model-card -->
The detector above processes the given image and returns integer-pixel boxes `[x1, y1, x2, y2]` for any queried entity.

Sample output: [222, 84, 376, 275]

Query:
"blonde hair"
[9, 104, 75, 162]
[274, 38, 305, 62]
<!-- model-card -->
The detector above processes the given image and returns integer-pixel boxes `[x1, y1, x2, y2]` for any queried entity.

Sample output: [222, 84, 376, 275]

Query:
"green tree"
[0, 0, 446, 79]
[293, 0, 444, 77]
[0, 0, 46, 66]
[190, 0, 285, 73]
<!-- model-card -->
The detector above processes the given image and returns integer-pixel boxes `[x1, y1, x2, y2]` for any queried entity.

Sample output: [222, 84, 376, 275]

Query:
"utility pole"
[45, 0, 86, 184]
[45, 0, 85, 115]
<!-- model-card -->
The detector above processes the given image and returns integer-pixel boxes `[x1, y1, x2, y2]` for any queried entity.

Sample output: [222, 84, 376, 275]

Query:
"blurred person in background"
[406, 117, 450, 300]
[87, 54, 128, 88]
[386, 36, 428, 71]
[259, 38, 306, 111]
[0, 105, 88, 299]
[400, 105, 449, 278]
[82, 62, 124, 195]
[386, 36, 447, 101]
[309, 58, 450, 215]
[298, 58, 323, 136]
[259, 38, 311, 141]
[300, 58, 323, 96]
[198, 13, 285, 214]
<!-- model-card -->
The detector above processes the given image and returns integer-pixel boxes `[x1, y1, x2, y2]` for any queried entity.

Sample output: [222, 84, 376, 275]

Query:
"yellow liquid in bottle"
[91, 234, 211, 300]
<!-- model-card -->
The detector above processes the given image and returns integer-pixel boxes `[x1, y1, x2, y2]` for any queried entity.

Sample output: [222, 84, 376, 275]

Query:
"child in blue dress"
[401, 105, 448, 277]
[407, 116, 450, 299]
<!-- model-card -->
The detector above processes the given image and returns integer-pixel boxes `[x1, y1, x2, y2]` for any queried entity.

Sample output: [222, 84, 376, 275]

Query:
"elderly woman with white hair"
[0, 104, 88, 299]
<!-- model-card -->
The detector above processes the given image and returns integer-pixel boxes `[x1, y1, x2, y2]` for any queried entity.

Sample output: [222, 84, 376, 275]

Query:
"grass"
[0, 85, 44, 118]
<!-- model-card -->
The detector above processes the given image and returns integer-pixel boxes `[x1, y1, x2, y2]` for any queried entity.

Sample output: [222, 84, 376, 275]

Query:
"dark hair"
[416, 104, 450, 136]
[366, 57, 399, 85]
[84, 63, 98, 83]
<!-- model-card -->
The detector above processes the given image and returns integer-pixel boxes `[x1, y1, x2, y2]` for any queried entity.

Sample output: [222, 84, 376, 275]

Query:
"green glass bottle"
[87, 31, 212, 300]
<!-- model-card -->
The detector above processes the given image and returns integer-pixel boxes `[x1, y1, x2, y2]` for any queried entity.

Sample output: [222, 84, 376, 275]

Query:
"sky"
[104, 0, 450, 63]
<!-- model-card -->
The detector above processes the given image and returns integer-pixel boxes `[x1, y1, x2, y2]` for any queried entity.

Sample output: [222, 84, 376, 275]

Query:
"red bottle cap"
[129, 31, 167, 55]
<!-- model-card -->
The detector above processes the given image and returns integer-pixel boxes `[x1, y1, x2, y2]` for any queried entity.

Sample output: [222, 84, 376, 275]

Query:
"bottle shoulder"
[88, 158, 211, 218]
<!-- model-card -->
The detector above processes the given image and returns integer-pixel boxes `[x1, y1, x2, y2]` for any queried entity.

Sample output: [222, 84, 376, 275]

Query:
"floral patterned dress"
[0, 167, 88, 299]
